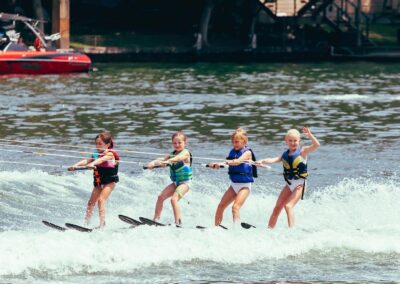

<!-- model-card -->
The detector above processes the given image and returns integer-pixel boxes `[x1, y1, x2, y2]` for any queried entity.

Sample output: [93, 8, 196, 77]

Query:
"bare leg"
[153, 183, 176, 221]
[170, 183, 190, 225]
[268, 185, 292, 229]
[284, 185, 303, 228]
[232, 188, 250, 223]
[85, 186, 101, 226]
[214, 186, 236, 226]
[97, 182, 116, 227]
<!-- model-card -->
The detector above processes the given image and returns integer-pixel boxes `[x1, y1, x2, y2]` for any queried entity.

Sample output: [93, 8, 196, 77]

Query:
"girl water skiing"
[68, 131, 119, 228]
[255, 127, 320, 228]
[146, 131, 192, 227]
[209, 128, 257, 227]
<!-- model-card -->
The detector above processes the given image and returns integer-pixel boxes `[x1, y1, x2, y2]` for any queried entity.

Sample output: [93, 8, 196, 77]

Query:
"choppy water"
[0, 63, 400, 283]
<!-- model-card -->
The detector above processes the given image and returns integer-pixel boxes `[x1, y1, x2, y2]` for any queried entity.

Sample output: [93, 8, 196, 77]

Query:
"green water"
[1, 62, 399, 146]
[0, 62, 399, 283]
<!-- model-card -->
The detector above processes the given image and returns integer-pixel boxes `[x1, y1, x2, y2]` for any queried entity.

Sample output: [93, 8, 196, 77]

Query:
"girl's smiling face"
[285, 134, 300, 151]
[172, 136, 186, 152]
[95, 138, 110, 153]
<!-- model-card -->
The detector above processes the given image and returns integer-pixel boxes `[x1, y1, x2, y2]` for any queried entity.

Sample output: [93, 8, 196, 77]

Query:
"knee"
[232, 204, 241, 214]
[98, 197, 106, 207]
[170, 196, 179, 205]
[284, 204, 293, 212]
[157, 194, 166, 203]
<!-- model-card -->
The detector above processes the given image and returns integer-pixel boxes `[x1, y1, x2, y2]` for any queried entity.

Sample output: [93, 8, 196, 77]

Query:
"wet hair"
[231, 128, 248, 144]
[285, 129, 301, 139]
[172, 131, 187, 142]
[95, 131, 114, 149]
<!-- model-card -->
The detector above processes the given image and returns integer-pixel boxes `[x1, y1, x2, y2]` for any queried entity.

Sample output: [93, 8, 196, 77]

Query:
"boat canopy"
[0, 12, 58, 51]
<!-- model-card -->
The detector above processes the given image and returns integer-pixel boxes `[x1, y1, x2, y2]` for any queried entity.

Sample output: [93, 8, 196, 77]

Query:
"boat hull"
[0, 51, 91, 74]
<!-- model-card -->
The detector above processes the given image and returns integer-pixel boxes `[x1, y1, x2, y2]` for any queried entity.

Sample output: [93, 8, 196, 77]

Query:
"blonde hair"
[285, 129, 301, 139]
[231, 128, 248, 144]
[172, 131, 187, 142]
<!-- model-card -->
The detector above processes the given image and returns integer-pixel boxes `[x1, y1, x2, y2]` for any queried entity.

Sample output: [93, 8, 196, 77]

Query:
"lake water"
[0, 63, 399, 283]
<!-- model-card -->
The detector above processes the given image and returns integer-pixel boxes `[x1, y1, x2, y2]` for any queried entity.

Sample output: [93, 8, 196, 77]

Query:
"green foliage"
[369, 23, 400, 45]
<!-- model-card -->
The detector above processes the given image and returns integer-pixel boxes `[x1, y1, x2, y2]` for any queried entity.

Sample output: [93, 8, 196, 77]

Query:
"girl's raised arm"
[301, 127, 320, 157]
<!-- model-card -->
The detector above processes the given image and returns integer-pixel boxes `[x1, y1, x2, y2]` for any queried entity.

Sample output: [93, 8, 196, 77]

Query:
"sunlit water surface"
[0, 63, 399, 283]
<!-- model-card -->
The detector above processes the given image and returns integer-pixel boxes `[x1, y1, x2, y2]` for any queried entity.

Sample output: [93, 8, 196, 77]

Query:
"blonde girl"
[209, 128, 257, 226]
[255, 127, 320, 228]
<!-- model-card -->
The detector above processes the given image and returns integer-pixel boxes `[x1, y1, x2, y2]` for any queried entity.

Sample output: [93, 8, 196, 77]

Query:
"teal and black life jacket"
[169, 149, 193, 183]
[227, 146, 257, 183]
[282, 148, 308, 183]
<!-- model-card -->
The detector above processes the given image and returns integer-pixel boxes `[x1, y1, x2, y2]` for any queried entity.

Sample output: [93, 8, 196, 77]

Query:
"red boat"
[0, 50, 91, 74]
[0, 13, 91, 74]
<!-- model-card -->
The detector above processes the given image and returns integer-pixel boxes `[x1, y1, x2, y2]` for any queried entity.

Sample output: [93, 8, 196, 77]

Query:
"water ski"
[42, 220, 67, 231]
[195, 224, 228, 230]
[139, 217, 166, 226]
[65, 223, 92, 232]
[241, 222, 256, 229]
[118, 215, 143, 227]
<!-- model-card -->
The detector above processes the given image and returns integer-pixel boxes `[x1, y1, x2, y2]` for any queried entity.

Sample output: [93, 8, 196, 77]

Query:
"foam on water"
[1, 169, 399, 279]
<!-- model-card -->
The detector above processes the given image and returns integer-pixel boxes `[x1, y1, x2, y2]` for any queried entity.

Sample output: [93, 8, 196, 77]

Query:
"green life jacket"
[169, 149, 193, 183]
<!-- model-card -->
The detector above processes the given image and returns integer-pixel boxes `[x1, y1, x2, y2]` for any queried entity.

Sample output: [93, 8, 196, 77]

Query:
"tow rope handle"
[68, 166, 96, 171]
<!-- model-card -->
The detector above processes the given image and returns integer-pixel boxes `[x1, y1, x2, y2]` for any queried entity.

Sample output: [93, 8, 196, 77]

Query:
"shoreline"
[76, 46, 400, 63]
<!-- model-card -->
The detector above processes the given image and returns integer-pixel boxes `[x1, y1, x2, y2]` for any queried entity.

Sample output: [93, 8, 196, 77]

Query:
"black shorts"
[93, 175, 119, 187]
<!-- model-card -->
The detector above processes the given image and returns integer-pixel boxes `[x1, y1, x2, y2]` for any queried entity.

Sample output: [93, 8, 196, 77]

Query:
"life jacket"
[169, 149, 193, 183]
[282, 148, 308, 183]
[34, 37, 43, 51]
[227, 146, 257, 183]
[91, 149, 120, 186]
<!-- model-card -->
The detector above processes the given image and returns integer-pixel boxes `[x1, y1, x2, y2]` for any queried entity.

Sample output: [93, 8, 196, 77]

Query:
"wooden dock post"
[52, 0, 70, 49]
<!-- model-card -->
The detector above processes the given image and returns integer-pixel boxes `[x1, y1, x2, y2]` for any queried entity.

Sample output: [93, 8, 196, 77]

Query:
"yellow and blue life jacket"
[169, 149, 193, 183]
[227, 146, 257, 183]
[281, 148, 308, 183]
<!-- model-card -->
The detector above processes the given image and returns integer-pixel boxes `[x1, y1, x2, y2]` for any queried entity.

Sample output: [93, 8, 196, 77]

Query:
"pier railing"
[258, 0, 372, 46]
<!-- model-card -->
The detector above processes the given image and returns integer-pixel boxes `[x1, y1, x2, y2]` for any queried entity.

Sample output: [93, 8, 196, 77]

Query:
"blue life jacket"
[281, 148, 308, 183]
[169, 149, 193, 183]
[227, 146, 257, 183]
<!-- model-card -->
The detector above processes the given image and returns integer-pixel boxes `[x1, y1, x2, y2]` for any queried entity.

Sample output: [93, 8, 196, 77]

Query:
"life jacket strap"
[94, 168, 101, 188]
[301, 180, 306, 200]
[283, 173, 291, 185]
